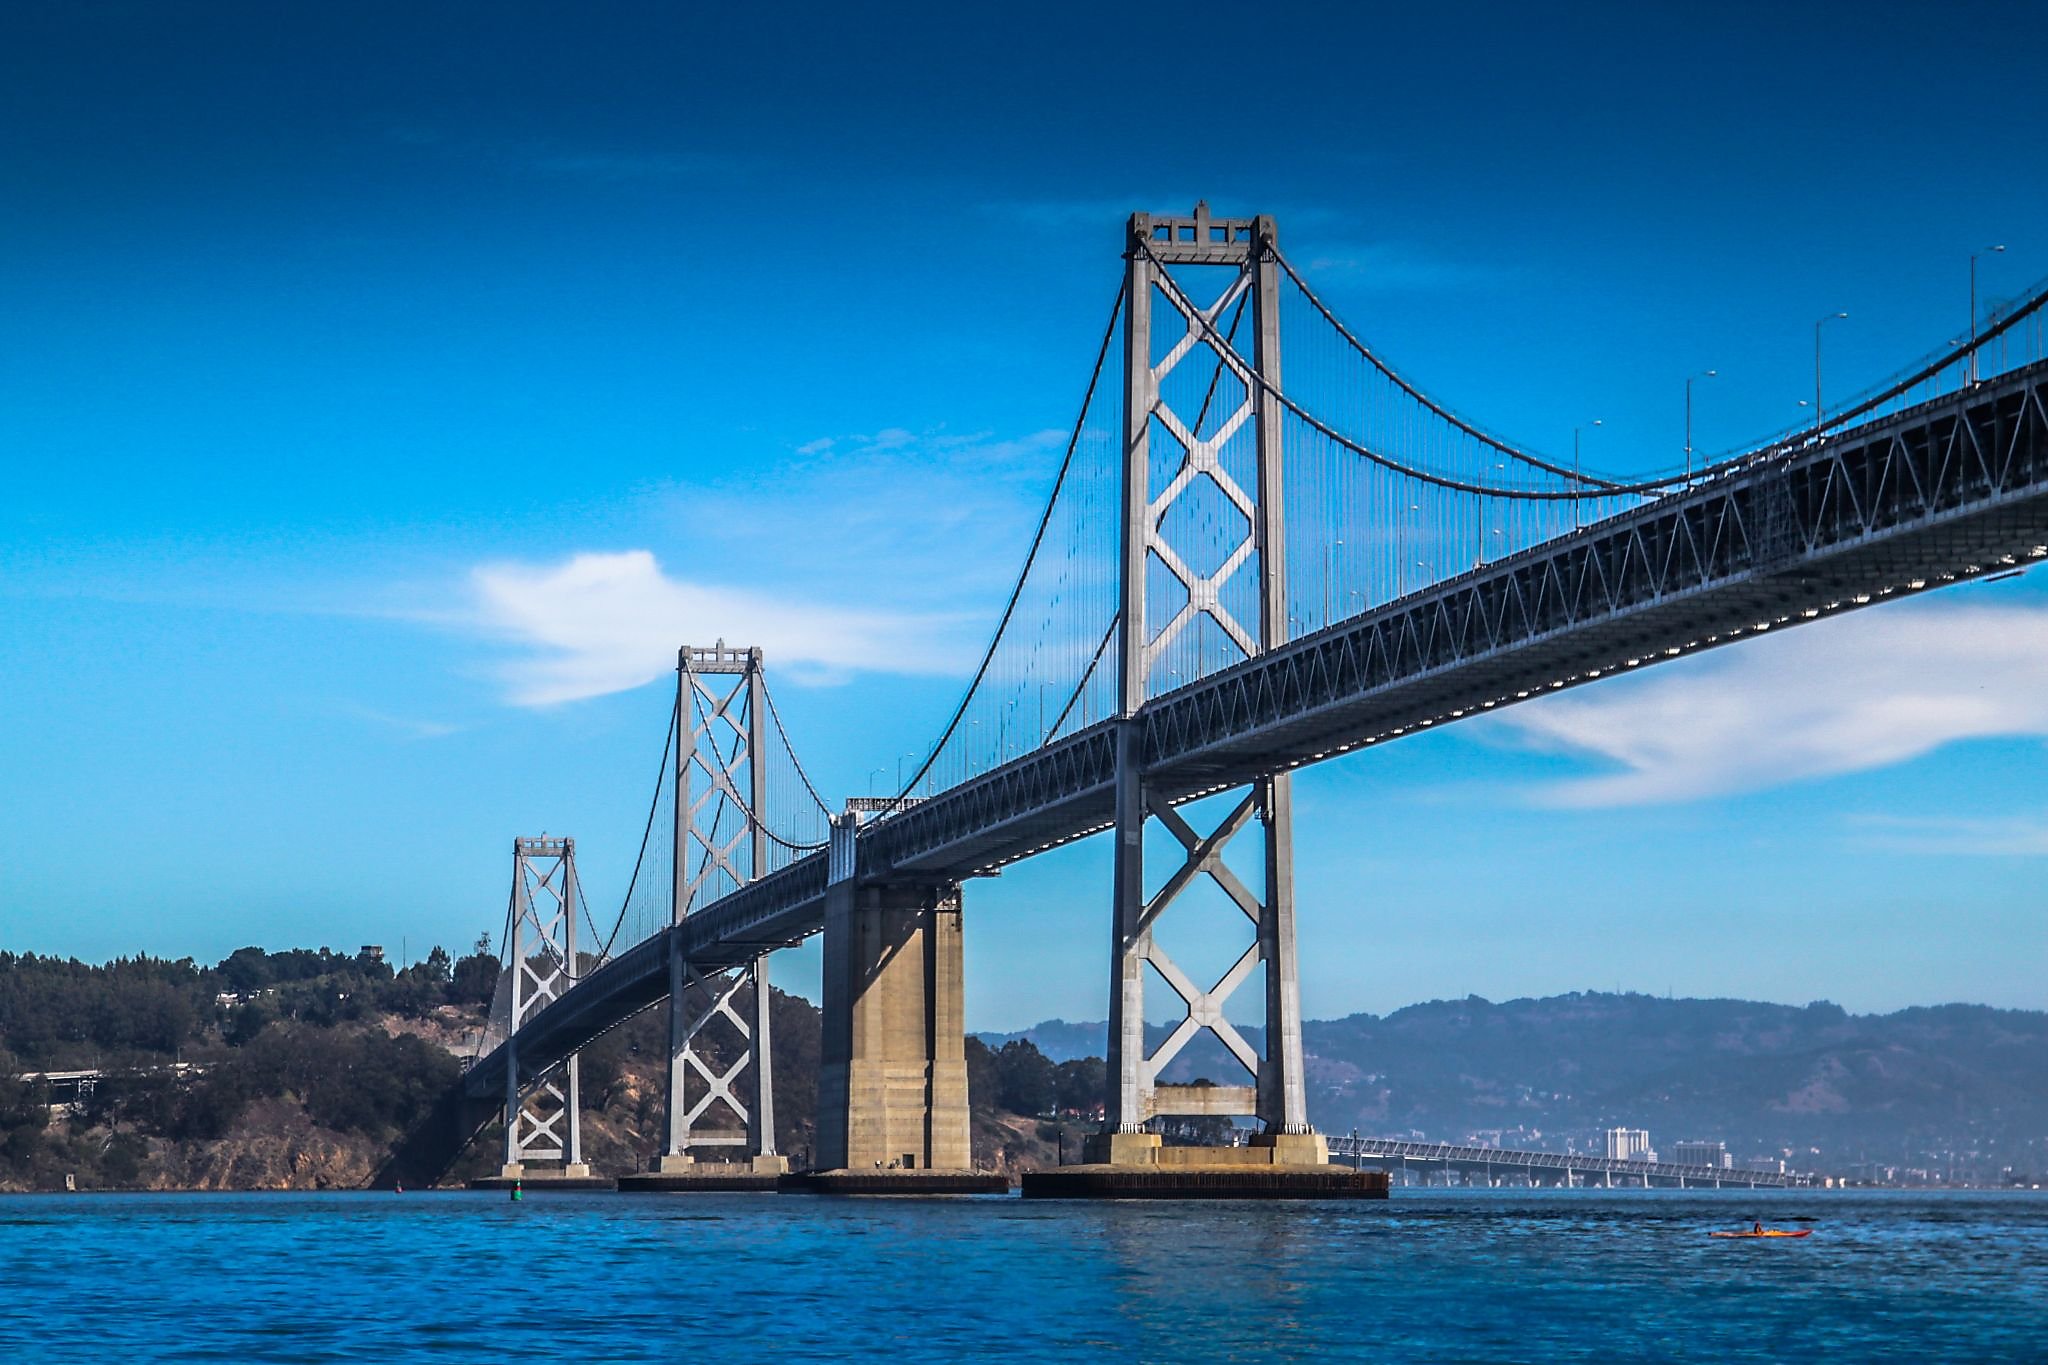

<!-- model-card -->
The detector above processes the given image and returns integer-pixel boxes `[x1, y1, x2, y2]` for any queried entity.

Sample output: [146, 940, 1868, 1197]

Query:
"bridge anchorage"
[382, 200, 2048, 1198]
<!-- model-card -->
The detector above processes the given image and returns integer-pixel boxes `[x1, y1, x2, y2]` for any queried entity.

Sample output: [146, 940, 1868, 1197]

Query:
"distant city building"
[1604, 1128, 1653, 1161]
[1740, 1156, 1788, 1174]
[359, 945, 385, 963]
[1671, 1140, 1732, 1169]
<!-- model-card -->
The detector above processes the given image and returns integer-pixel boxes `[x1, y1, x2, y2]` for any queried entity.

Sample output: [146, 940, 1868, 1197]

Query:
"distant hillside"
[0, 944, 1060, 1189]
[0, 944, 499, 1191]
[981, 993, 2048, 1179]
[11, 943, 2041, 1186]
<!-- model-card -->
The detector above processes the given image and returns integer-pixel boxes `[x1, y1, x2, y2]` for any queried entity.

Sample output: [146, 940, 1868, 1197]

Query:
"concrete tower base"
[617, 1154, 788, 1192]
[815, 876, 972, 1176]
[1033, 1130, 1372, 1198]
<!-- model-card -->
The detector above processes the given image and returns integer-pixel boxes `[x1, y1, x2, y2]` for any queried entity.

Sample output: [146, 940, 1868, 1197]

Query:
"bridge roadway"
[443, 360, 2048, 1159]
[1325, 1136, 1804, 1188]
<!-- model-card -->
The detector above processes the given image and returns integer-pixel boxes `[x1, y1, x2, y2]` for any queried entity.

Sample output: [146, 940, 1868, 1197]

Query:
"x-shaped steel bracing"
[1135, 792, 1265, 1086]
[1141, 267, 1264, 677]
[510, 1077, 570, 1159]
[666, 645, 778, 1163]
[674, 967, 755, 1140]
[504, 837, 586, 1170]
[684, 669, 757, 905]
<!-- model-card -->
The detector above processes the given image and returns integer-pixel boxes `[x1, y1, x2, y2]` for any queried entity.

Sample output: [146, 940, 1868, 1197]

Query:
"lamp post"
[1685, 370, 1717, 481]
[1814, 312, 1849, 434]
[1323, 538, 1343, 625]
[1970, 244, 2005, 384]
[1572, 420, 1602, 529]
[1400, 503, 1418, 596]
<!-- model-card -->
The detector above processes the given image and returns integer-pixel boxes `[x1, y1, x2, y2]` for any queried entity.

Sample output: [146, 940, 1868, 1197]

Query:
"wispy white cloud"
[467, 550, 972, 706]
[430, 423, 1071, 706]
[1845, 811, 2048, 857]
[1493, 602, 2048, 807]
[334, 703, 462, 741]
[669, 425, 1068, 609]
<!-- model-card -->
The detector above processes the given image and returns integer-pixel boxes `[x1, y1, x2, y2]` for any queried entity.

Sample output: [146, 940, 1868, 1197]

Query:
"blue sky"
[3, 1, 2045, 1027]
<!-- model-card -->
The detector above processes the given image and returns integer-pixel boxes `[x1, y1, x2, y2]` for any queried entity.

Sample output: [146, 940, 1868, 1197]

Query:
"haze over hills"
[980, 992, 2048, 1181]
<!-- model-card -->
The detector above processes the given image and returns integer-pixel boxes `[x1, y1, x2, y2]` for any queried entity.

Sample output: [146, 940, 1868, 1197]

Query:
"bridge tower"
[1089, 203, 1325, 1165]
[655, 644, 786, 1175]
[500, 836, 589, 1179]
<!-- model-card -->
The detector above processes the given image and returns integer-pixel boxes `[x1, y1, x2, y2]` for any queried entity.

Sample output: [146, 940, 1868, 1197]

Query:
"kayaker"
[1753, 1220, 1763, 1235]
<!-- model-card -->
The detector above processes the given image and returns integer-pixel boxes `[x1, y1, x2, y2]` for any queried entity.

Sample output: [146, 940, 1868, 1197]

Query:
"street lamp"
[1814, 312, 1849, 434]
[1685, 370, 1717, 480]
[1573, 420, 1602, 529]
[1399, 503, 1419, 596]
[1970, 244, 2006, 384]
[1323, 538, 1344, 624]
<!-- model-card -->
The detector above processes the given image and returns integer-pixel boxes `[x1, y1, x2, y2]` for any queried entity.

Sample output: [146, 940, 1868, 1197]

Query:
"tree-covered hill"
[0, 943, 498, 1189]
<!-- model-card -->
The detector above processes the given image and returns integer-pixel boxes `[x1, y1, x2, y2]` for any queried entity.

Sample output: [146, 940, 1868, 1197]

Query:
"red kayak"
[1710, 1228, 1812, 1238]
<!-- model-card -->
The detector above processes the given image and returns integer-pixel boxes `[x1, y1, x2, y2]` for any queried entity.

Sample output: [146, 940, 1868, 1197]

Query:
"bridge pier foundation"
[815, 814, 971, 1175]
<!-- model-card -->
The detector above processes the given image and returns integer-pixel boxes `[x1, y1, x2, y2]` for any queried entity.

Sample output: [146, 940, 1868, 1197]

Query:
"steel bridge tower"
[655, 643, 785, 1174]
[500, 835, 589, 1178]
[1090, 204, 1324, 1165]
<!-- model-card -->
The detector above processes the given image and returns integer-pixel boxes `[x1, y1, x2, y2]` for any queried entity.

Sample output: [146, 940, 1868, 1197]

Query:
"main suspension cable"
[1272, 245, 2048, 496]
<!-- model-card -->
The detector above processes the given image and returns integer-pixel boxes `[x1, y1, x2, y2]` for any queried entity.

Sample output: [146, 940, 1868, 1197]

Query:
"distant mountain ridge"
[978, 993, 2048, 1178]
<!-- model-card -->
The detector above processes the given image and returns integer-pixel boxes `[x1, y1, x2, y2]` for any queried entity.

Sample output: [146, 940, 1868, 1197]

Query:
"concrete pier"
[1022, 1164, 1388, 1199]
[468, 1169, 615, 1191]
[783, 1169, 1009, 1195]
[815, 816, 971, 1176]
[1029, 1131, 1383, 1198]
[617, 1154, 787, 1192]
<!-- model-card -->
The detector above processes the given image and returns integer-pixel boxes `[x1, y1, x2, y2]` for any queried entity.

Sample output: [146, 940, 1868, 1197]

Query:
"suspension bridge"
[379, 204, 2048, 1191]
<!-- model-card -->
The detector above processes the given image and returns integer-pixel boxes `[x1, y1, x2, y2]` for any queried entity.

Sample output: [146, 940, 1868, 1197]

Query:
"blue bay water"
[1, 1188, 2043, 1361]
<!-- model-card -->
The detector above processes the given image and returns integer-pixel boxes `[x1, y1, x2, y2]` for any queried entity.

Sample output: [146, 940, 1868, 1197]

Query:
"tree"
[420, 945, 453, 985]
[1054, 1056, 1107, 1116]
[965, 1036, 999, 1114]
[0, 1080, 47, 1169]
[217, 947, 272, 996]
[225, 997, 274, 1047]
[994, 1040, 1058, 1117]
[450, 950, 500, 1007]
